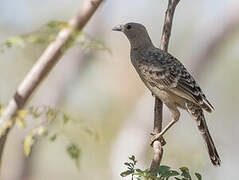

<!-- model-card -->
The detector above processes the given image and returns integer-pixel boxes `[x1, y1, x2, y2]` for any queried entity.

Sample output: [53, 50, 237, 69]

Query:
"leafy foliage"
[0, 20, 110, 54]
[121, 156, 202, 180]
[0, 105, 99, 168]
[0, 19, 109, 165]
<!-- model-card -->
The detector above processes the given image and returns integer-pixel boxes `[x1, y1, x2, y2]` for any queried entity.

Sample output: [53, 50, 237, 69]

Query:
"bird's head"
[112, 22, 153, 49]
[112, 23, 147, 39]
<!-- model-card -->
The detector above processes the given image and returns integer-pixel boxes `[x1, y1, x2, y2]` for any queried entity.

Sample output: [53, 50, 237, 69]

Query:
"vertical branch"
[150, 99, 164, 170]
[160, 0, 180, 51]
[150, 0, 180, 171]
[0, 0, 103, 169]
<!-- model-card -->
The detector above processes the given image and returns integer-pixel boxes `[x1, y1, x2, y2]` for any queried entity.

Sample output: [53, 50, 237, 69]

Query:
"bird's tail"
[186, 102, 221, 166]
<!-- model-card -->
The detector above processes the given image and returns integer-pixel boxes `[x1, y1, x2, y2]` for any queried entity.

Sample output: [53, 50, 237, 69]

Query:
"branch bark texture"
[150, 0, 180, 171]
[0, 0, 103, 168]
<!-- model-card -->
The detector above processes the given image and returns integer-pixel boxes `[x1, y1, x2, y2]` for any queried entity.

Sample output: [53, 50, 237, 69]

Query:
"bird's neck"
[129, 35, 153, 51]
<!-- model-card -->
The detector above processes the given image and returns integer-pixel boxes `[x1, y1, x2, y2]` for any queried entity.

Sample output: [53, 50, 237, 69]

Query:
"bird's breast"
[144, 81, 187, 109]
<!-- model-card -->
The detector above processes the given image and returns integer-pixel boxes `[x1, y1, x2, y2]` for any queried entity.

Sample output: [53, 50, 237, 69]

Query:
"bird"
[112, 22, 221, 166]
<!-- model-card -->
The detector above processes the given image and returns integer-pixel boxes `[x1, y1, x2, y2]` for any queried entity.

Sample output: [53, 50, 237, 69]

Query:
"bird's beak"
[112, 24, 124, 32]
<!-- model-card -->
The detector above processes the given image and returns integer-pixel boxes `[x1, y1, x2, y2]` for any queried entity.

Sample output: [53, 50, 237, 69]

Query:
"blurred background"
[0, 0, 239, 179]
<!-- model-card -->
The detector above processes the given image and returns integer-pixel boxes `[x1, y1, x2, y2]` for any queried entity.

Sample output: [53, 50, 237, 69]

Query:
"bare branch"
[150, 98, 164, 171]
[0, 0, 103, 168]
[160, 0, 180, 51]
[150, 0, 181, 171]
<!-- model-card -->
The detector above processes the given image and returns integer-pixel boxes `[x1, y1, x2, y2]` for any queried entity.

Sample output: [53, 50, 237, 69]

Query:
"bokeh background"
[0, 0, 239, 179]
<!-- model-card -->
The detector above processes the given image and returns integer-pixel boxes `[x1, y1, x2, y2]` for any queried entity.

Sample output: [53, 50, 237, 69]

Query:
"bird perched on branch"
[112, 22, 221, 166]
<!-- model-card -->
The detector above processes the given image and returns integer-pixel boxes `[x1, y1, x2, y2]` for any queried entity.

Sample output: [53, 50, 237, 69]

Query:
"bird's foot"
[150, 132, 166, 146]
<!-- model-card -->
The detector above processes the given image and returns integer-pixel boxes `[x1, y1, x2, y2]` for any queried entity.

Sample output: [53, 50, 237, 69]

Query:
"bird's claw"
[150, 133, 166, 146]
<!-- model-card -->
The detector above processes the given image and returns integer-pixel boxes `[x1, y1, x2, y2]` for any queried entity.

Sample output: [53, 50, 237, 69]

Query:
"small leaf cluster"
[121, 155, 202, 180]
[120, 155, 137, 179]
[67, 144, 81, 168]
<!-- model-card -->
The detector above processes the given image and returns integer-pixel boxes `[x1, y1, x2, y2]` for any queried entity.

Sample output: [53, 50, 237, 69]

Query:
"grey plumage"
[113, 22, 221, 166]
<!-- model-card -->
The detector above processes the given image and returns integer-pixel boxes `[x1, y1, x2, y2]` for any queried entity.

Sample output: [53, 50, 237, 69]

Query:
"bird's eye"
[126, 25, 132, 30]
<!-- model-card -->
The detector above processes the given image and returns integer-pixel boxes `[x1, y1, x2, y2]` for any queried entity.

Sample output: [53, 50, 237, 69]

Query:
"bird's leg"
[151, 108, 180, 146]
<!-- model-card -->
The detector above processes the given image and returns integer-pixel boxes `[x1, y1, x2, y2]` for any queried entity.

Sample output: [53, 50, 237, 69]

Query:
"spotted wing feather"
[138, 49, 213, 112]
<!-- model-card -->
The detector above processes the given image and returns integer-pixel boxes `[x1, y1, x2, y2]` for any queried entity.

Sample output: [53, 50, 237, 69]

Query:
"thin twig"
[0, 0, 103, 169]
[150, 0, 181, 171]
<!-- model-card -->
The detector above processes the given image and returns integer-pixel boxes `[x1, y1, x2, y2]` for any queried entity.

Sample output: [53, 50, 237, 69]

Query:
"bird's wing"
[138, 54, 214, 112]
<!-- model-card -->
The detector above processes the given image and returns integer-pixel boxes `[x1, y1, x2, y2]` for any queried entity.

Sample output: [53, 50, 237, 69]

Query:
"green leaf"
[129, 155, 137, 165]
[163, 170, 180, 178]
[23, 125, 48, 156]
[66, 143, 81, 168]
[120, 170, 134, 177]
[129, 155, 135, 161]
[180, 167, 191, 180]
[15, 110, 27, 129]
[195, 173, 202, 180]
[24, 133, 35, 156]
[136, 169, 143, 173]
[160, 170, 179, 179]
[49, 133, 57, 142]
[46, 108, 57, 123]
[63, 114, 70, 124]
[124, 162, 131, 167]
[67, 144, 80, 159]
[157, 165, 170, 175]
[28, 106, 41, 119]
